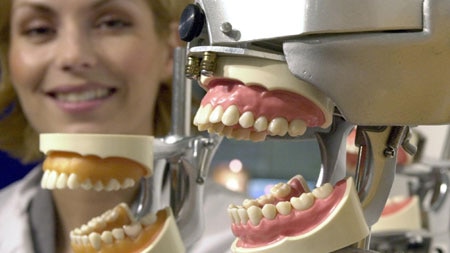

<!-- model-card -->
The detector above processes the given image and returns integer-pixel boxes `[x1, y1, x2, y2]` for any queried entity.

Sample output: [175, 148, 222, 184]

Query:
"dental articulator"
[38, 0, 450, 252]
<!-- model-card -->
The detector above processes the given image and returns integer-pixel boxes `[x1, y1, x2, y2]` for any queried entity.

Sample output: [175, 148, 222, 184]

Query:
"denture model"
[39, 133, 185, 253]
[70, 204, 184, 253]
[228, 175, 369, 253]
[194, 57, 334, 141]
[371, 195, 422, 233]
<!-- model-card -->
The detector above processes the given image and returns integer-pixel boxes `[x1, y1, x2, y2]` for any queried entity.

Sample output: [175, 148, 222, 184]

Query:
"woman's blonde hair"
[0, 0, 193, 163]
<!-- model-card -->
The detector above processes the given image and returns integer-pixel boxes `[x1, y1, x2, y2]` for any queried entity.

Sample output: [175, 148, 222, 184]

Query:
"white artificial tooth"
[242, 199, 259, 209]
[261, 204, 277, 220]
[56, 173, 68, 189]
[312, 183, 334, 199]
[221, 126, 233, 137]
[93, 181, 104, 191]
[140, 212, 157, 226]
[121, 178, 135, 189]
[253, 116, 268, 132]
[227, 206, 237, 223]
[238, 208, 249, 225]
[268, 117, 289, 136]
[209, 105, 224, 123]
[392, 195, 407, 203]
[249, 131, 267, 142]
[270, 183, 292, 198]
[123, 223, 142, 239]
[222, 105, 240, 126]
[88, 232, 102, 251]
[194, 104, 212, 125]
[257, 194, 275, 206]
[73, 228, 82, 235]
[291, 193, 315, 210]
[208, 123, 224, 134]
[41, 170, 50, 188]
[247, 206, 263, 226]
[230, 207, 241, 224]
[81, 224, 90, 234]
[81, 235, 89, 245]
[239, 111, 255, 128]
[288, 119, 307, 136]
[112, 228, 125, 240]
[101, 231, 114, 244]
[81, 178, 93, 190]
[67, 173, 80, 189]
[47, 170, 59, 189]
[106, 179, 121, 191]
[276, 201, 292, 215]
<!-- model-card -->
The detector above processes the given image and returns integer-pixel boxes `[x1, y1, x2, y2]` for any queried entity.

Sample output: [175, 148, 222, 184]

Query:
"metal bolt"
[220, 22, 233, 34]
[384, 147, 396, 158]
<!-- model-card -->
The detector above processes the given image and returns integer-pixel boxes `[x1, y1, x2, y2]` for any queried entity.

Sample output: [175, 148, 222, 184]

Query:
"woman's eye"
[96, 17, 131, 30]
[24, 26, 54, 36]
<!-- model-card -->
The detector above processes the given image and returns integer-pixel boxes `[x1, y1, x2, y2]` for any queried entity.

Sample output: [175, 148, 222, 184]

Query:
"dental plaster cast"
[194, 57, 334, 141]
[371, 195, 422, 233]
[228, 175, 369, 253]
[40, 133, 185, 252]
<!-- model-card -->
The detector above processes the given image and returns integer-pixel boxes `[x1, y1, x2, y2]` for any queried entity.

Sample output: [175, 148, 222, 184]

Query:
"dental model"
[70, 204, 184, 253]
[371, 195, 422, 233]
[39, 133, 185, 253]
[228, 175, 369, 253]
[194, 57, 334, 141]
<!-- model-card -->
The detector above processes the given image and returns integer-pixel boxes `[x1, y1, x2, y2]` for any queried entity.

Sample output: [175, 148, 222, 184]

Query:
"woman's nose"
[56, 29, 97, 73]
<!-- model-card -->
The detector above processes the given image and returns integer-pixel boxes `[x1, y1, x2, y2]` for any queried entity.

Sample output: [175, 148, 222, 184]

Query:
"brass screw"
[200, 52, 217, 77]
[185, 56, 201, 80]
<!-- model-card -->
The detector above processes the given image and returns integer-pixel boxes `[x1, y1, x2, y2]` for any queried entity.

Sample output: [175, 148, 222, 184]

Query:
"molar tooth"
[209, 105, 224, 123]
[101, 231, 114, 244]
[313, 183, 334, 199]
[121, 178, 135, 189]
[56, 173, 68, 189]
[276, 201, 292, 215]
[112, 228, 125, 240]
[88, 232, 102, 251]
[270, 182, 292, 198]
[261, 204, 277, 220]
[288, 119, 307, 136]
[41, 170, 50, 188]
[239, 111, 255, 128]
[80, 178, 93, 190]
[238, 208, 249, 225]
[123, 223, 142, 239]
[106, 179, 121, 191]
[253, 116, 268, 132]
[67, 173, 80, 189]
[242, 199, 259, 209]
[222, 105, 240, 126]
[257, 194, 275, 206]
[291, 193, 315, 210]
[93, 181, 104, 191]
[268, 117, 289, 136]
[140, 212, 157, 226]
[247, 206, 263, 226]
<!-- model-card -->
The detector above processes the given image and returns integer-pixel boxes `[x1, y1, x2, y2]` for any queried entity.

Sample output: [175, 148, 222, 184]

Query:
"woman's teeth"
[228, 181, 334, 226]
[54, 88, 112, 102]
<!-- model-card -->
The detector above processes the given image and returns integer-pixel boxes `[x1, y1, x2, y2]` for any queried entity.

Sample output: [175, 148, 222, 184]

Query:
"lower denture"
[232, 179, 346, 248]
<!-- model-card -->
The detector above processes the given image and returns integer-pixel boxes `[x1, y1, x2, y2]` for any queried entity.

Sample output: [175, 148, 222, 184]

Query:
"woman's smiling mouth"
[47, 86, 117, 112]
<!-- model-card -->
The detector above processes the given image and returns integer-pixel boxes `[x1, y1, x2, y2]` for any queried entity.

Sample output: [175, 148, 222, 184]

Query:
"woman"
[0, 0, 245, 252]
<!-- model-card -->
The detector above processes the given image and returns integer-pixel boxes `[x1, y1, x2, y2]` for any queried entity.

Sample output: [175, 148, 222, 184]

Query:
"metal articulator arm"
[132, 47, 223, 249]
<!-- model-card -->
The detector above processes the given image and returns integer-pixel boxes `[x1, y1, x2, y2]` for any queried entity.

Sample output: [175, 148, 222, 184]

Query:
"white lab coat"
[0, 165, 245, 253]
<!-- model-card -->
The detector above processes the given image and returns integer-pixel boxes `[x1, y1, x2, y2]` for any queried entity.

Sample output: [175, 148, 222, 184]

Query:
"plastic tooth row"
[228, 183, 334, 226]
[41, 170, 136, 191]
[70, 212, 157, 251]
[194, 104, 308, 139]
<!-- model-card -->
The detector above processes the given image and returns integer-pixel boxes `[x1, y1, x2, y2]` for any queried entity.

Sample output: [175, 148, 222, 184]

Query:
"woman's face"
[8, 0, 174, 135]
